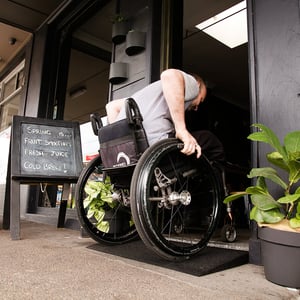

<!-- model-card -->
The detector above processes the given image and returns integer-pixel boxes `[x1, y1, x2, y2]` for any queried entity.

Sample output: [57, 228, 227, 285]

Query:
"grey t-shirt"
[116, 71, 199, 145]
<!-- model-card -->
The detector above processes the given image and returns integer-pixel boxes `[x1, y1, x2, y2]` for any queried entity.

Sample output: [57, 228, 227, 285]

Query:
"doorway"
[31, 0, 252, 238]
[182, 0, 251, 249]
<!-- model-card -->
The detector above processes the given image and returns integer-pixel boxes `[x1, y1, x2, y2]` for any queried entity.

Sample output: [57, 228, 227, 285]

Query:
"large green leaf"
[250, 206, 284, 224]
[249, 206, 265, 223]
[94, 209, 105, 222]
[248, 167, 287, 189]
[288, 151, 300, 162]
[287, 160, 300, 184]
[255, 176, 269, 192]
[289, 217, 300, 229]
[223, 191, 249, 204]
[86, 208, 94, 219]
[84, 184, 98, 196]
[277, 194, 300, 204]
[96, 220, 109, 233]
[83, 196, 92, 208]
[246, 184, 267, 194]
[85, 180, 98, 188]
[267, 151, 289, 171]
[284, 130, 300, 153]
[250, 193, 281, 210]
[260, 209, 285, 223]
[248, 124, 287, 160]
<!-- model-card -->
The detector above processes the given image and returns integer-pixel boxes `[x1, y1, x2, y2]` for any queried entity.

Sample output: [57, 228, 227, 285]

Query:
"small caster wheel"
[173, 223, 183, 234]
[221, 224, 237, 242]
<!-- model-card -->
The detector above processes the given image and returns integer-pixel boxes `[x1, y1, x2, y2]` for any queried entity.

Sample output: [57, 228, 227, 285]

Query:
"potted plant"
[83, 177, 130, 234]
[224, 123, 300, 288]
[111, 14, 129, 44]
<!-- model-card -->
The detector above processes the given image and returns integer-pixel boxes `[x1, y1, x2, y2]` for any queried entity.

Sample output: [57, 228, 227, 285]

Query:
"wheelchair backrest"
[90, 98, 149, 169]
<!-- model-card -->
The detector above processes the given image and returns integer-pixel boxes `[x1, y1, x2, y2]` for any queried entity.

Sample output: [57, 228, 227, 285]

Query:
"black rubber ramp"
[88, 240, 249, 276]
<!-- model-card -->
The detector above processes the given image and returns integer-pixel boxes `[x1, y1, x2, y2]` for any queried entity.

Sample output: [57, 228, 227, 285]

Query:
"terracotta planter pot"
[125, 30, 146, 56]
[109, 62, 128, 84]
[258, 226, 300, 288]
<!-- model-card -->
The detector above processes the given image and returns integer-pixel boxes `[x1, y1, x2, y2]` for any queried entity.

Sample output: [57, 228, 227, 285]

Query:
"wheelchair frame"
[75, 100, 224, 261]
[76, 140, 225, 261]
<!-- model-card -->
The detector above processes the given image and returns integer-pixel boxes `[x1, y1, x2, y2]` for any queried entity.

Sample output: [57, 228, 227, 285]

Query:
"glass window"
[2, 76, 16, 99]
[0, 60, 24, 131]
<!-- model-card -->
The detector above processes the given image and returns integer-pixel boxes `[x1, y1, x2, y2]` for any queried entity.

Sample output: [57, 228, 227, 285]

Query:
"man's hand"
[176, 129, 201, 158]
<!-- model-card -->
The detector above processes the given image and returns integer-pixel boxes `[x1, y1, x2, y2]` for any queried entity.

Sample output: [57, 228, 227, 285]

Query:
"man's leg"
[192, 130, 226, 163]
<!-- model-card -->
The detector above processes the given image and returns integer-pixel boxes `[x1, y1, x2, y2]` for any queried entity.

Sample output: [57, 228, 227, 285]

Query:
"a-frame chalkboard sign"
[11, 116, 83, 181]
[6, 116, 83, 240]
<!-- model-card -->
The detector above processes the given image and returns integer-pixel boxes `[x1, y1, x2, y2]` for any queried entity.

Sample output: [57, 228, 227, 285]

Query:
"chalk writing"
[20, 124, 74, 176]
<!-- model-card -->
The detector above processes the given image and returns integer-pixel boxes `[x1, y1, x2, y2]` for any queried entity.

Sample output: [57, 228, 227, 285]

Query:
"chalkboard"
[11, 116, 83, 182]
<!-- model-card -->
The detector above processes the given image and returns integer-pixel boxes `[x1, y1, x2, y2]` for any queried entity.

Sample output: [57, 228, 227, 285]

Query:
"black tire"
[130, 139, 223, 261]
[75, 155, 138, 244]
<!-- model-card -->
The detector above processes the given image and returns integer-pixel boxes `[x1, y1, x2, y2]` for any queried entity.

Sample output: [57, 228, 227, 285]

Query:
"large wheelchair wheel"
[75, 155, 138, 244]
[130, 138, 222, 261]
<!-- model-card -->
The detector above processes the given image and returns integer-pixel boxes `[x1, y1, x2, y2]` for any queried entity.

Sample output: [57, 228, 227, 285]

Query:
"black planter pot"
[112, 22, 128, 44]
[109, 62, 128, 84]
[125, 30, 146, 56]
[258, 226, 300, 288]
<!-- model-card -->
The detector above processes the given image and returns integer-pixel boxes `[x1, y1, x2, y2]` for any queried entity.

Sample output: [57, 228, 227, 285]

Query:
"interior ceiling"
[0, 0, 249, 123]
[0, 0, 66, 73]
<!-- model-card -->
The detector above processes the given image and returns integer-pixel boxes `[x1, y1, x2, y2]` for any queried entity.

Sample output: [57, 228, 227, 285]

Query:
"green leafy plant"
[224, 123, 300, 230]
[111, 14, 128, 24]
[83, 177, 116, 233]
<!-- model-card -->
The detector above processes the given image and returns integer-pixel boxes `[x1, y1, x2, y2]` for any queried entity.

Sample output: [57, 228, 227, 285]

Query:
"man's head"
[187, 74, 207, 111]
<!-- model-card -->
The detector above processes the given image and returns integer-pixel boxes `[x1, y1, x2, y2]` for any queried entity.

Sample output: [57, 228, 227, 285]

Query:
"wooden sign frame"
[6, 116, 83, 240]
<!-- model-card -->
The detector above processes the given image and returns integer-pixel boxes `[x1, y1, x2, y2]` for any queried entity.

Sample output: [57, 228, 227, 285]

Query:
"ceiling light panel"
[195, 1, 247, 48]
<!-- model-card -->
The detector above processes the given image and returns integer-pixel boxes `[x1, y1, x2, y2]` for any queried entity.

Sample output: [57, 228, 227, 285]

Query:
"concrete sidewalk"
[0, 220, 299, 300]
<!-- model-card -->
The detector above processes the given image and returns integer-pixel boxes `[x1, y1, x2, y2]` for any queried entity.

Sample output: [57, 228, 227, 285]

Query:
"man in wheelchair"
[76, 68, 227, 261]
[106, 68, 225, 164]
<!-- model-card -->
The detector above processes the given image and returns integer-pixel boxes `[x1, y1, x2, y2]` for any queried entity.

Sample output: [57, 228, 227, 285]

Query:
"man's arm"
[105, 98, 125, 124]
[160, 69, 201, 158]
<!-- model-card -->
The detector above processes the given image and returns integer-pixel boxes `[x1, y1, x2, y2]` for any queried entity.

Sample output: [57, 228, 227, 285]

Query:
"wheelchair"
[75, 98, 224, 261]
